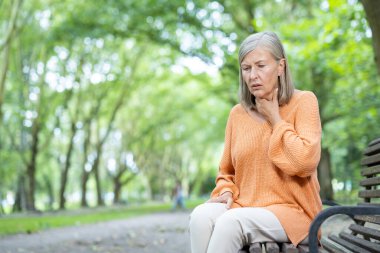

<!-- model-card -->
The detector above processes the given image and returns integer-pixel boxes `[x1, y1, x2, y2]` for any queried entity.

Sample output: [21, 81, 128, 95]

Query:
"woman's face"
[241, 47, 284, 100]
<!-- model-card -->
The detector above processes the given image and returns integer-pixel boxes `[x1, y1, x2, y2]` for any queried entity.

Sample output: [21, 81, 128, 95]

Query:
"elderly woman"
[189, 31, 322, 253]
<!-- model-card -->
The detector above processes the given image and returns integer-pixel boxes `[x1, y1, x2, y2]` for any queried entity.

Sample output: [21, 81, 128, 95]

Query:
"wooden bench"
[239, 137, 380, 253]
[309, 137, 380, 253]
[239, 242, 318, 253]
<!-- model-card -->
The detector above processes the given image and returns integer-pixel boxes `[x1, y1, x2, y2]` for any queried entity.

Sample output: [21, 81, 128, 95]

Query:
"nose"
[249, 67, 258, 80]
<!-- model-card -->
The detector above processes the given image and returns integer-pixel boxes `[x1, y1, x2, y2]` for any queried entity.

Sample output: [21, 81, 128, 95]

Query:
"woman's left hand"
[206, 191, 233, 209]
[256, 88, 282, 126]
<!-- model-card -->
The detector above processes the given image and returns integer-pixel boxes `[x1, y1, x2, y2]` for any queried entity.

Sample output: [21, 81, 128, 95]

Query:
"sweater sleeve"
[268, 91, 322, 177]
[211, 108, 240, 199]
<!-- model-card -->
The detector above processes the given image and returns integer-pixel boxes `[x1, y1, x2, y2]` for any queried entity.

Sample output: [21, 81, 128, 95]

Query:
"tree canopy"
[0, 0, 379, 212]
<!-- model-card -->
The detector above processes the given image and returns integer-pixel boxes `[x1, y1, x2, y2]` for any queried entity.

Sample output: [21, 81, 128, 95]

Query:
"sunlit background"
[0, 0, 379, 214]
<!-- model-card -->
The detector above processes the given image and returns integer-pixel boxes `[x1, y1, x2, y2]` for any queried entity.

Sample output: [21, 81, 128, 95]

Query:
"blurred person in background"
[172, 180, 185, 211]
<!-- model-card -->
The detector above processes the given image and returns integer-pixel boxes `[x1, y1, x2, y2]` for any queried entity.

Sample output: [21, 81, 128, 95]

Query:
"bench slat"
[349, 223, 380, 240]
[369, 138, 380, 147]
[359, 189, 380, 198]
[249, 243, 261, 253]
[364, 142, 380, 155]
[297, 245, 309, 253]
[360, 177, 380, 187]
[361, 164, 380, 176]
[295, 245, 328, 253]
[266, 242, 280, 253]
[242, 243, 328, 253]
[340, 231, 380, 252]
[354, 215, 380, 224]
[319, 237, 345, 253]
[282, 243, 298, 253]
[328, 235, 372, 253]
[361, 153, 380, 166]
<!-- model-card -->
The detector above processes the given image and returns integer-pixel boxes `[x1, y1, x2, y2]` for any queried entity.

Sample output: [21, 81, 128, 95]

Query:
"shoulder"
[292, 90, 319, 104]
[288, 90, 320, 116]
[225, 104, 247, 125]
[229, 104, 246, 116]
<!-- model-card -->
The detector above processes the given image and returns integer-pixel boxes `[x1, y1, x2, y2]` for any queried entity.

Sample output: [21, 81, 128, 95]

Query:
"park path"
[0, 211, 191, 253]
[0, 209, 354, 253]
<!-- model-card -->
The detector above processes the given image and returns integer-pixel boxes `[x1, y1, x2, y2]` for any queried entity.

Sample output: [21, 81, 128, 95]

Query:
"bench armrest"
[308, 205, 380, 253]
[321, 199, 340, 206]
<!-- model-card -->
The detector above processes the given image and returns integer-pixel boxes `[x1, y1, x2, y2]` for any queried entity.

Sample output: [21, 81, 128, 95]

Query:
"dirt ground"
[0, 210, 192, 253]
[0, 210, 353, 253]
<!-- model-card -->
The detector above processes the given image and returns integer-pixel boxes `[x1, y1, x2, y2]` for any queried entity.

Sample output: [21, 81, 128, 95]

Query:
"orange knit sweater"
[211, 90, 322, 246]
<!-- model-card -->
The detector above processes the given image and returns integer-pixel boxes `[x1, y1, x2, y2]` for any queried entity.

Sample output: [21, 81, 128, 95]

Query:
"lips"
[250, 84, 262, 90]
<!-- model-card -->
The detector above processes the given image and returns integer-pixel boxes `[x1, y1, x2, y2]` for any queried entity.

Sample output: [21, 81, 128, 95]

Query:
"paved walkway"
[0, 210, 353, 253]
[0, 211, 191, 253]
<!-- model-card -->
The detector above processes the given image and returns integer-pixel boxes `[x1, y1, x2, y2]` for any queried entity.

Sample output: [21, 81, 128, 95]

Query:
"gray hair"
[238, 31, 294, 110]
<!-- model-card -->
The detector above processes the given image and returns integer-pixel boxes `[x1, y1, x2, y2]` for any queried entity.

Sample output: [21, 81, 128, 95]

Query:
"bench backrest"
[347, 137, 380, 252]
[315, 137, 380, 253]
[360, 137, 380, 206]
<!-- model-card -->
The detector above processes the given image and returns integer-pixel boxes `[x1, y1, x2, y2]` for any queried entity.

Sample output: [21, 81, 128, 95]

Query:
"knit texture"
[211, 90, 322, 246]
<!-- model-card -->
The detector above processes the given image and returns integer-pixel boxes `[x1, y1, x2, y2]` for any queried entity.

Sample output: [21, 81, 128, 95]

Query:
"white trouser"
[189, 203, 289, 253]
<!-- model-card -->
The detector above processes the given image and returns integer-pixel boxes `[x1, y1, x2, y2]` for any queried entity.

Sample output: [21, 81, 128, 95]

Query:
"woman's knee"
[189, 203, 226, 231]
[213, 210, 243, 237]
[189, 204, 206, 228]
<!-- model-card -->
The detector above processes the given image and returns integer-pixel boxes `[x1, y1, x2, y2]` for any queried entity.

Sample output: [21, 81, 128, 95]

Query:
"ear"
[277, 58, 285, 76]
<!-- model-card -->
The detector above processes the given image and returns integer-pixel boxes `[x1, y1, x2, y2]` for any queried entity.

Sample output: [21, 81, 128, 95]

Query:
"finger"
[207, 197, 225, 204]
[206, 198, 217, 203]
[226, 197, 233, 209]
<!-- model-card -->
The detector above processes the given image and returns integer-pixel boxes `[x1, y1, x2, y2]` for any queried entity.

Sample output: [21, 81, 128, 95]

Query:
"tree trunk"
[0, 194, 4, 214]
[0, 0, 23, 125]
[361, 0, 380, 74]
[318, 147, 334, 200]
[93, 142, 104, 206]
[0, 42, 10, 125]
[80, 122, 91, 207]
[80, 171, 90, 207]
[13, 174, 27, 212]
[43, 173, 54, 210]
[91, 93, 127, 206]
[113, 172, 135, 204]
[58, 121, 77, 209]
[80, 134, 91, 207]
[113, 179, 122, 204]
[25, 120, 41, 211]
[80, 105, 98, 207]
[310, 64, 335, 201]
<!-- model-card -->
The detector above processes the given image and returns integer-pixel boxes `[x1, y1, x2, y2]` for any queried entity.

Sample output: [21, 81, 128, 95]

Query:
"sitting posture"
[189, 31, 322, 253]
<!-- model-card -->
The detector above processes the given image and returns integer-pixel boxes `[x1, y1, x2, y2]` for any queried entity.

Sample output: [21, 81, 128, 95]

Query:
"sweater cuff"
[272, 119, 287, 132]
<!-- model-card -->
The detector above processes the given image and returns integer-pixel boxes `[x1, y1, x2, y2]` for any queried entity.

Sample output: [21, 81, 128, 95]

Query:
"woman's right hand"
[206, 191, 233, 209]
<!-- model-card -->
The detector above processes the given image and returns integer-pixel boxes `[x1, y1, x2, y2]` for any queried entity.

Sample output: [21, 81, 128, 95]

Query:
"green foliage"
[0, 0, 379, 212]
[279, 0, 379, 201]
[0, 200, 203, 235]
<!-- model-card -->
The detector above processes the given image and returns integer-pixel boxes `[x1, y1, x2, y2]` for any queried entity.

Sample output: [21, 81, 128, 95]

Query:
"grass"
[0, 198, 352, 236]
[0, 198, 204, 236]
